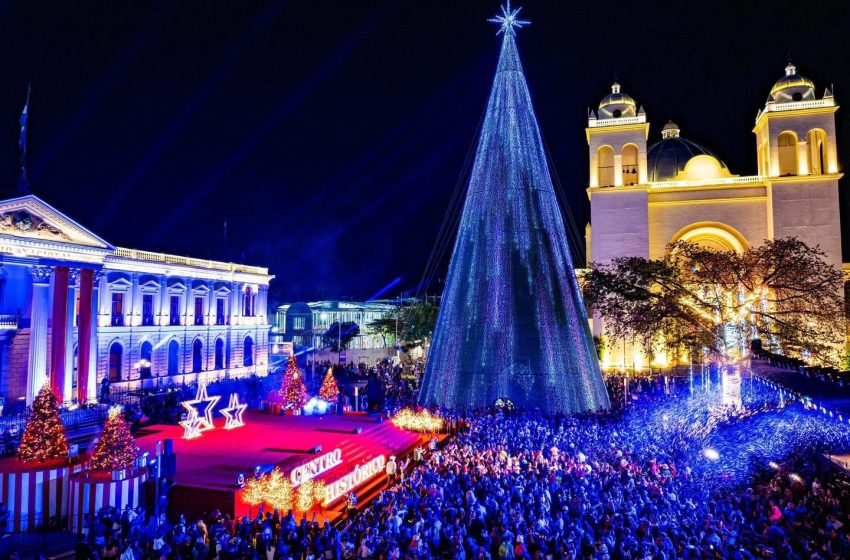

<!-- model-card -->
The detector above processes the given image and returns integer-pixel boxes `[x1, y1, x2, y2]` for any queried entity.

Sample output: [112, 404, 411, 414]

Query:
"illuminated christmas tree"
[318, 368, 339, 403]
[17, 384, 70, 464]
[419, 2, 610, 413]
[280, 355, 307, 409]
[89, 406, 138, 472]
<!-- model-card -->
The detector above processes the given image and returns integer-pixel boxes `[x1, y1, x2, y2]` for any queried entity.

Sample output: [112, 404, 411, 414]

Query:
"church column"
[77, 269, 95, 404]
[613, 153, 623, 187]
[50, 266, 70, 402]
[26, 266, 53, 404]
[63, 268, 79, 403]
[797, 140, 809, 176]
[87, 271, 103, 402]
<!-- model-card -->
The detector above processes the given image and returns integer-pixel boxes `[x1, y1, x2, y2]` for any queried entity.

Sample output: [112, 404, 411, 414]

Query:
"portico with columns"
[0, 195, 273, 406]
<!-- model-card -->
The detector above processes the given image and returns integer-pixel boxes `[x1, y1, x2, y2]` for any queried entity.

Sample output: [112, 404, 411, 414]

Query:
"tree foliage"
[367, 300, 439, 346]
[321, 321, 360, 352]
[586, 238, 844, 366]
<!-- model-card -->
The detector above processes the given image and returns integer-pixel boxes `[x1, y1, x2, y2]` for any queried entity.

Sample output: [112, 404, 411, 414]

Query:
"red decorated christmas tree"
[318, 367, 339, 403]
[17, 384, 69, 464]
[90, 406, 138, 472]
[280, 355, 307, 409]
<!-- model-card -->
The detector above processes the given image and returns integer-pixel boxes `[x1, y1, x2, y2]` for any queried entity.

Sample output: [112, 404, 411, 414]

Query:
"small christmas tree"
[17, 384, 70, 463]
[90, 406, 138, 472]
[318, 368, 339, 403]
[280, 355, 307, 409]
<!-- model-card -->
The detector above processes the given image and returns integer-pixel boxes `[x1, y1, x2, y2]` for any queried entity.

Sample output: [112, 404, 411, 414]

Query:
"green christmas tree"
[280, 355, 307, 409]
[89, 406, 138, 472]
[318, 368, 339, 402]
[17, 384, 69, 463]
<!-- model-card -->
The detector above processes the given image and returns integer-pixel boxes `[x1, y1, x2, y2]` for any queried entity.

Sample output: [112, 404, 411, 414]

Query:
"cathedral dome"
[647, 124, 728, 181]
[598, 82, 637, 119]
[770, 63, 815, 102]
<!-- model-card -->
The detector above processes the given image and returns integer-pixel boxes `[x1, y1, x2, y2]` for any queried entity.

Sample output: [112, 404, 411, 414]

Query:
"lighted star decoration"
[179, 408, 203, 440]
[221, 393, 247, 430]
[181, 380, 220, 433]
[487, 1, 529, 36]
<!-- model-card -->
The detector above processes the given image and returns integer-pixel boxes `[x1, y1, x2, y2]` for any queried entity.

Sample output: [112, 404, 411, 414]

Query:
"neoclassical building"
[585, 63, 842, 369]
[0, 195, 273, 405]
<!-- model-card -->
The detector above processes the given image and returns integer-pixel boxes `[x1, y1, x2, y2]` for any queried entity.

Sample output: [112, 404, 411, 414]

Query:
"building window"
[192, 339, 203, 373]
[140, 341, 153, 378]
[111, 292, 124, 326]
[293, 316, 306, 330]
[108, 342, 123, 382]
[167, 340, 180, 376]
[142, 294, 154, 326]
[215, 338, 224, 370]
[216, 298, 225, 325]
[244, 336, 254, 367]
[244, 287, 254, 317]
[778, 131, 798, 176]
[194, 297, 205, 325]
[169, 295, 181, 326]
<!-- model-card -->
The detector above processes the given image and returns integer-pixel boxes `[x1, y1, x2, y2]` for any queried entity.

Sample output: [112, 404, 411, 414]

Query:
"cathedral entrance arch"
[670, 222, 748, 253]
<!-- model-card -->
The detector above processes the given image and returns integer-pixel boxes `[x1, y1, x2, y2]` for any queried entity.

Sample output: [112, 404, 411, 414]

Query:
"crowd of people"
[62, 368, 850, 559]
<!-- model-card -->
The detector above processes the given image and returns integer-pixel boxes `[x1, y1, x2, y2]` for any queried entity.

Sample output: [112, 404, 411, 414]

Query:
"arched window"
[140, 341, 153, 378]
[597, 146, 615, 187]
[192, 339, 204, 373]
[806, 129, 828, 175]
[244, 336, 254, 367]
[777, 132, 798, 176]
[167, 340, 180, 376]
[621, 144, 639, 185]
[215, 338, 224, 370]
[108, 342, 123, 382]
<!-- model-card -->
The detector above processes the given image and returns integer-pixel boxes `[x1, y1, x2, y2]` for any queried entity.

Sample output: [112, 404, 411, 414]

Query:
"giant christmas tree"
[419, 3, 610, 413]
[280, 355, 307, 409]
[90, 406, 138, 472]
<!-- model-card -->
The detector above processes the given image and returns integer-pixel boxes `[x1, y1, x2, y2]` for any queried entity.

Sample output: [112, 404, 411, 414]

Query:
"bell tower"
[586, 82, 649, 187]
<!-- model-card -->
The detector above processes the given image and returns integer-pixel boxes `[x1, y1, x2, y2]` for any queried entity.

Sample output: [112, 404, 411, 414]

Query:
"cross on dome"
[488, 1, 530, 36]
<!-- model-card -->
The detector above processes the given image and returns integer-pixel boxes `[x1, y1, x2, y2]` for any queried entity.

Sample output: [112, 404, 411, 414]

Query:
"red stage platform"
[134, 412, 428, 520]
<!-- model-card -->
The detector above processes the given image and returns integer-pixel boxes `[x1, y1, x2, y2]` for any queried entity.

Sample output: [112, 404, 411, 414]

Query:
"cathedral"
[585, 63, 842, 369]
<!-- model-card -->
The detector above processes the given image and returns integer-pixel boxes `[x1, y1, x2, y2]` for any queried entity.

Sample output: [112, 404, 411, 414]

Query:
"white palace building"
[585, 63, 843, 370]
[0, 194, 273, 405]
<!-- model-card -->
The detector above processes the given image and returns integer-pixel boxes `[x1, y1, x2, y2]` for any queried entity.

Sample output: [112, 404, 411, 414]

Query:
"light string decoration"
[221, 393, 247, 430]
[89, 405, 138, 472]
[179, 408, 203, 440]
[391, 408, 444, 433]
[241, 468, 325, 512]
[418, 3, 610, 413]
[17, 383, 70, 463]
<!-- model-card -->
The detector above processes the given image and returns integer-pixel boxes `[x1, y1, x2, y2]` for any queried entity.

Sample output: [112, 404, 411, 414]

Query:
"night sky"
[1, 1, 848, 305]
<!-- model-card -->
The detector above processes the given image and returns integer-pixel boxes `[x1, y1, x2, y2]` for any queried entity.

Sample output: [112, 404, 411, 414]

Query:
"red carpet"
[134, 412, 425, 519]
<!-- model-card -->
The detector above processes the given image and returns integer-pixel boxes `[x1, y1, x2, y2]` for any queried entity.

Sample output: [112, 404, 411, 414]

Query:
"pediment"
[0, 195, 113, 250]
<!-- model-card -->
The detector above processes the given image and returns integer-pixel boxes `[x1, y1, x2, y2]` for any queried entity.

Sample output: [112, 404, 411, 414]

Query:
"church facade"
[585, 64, 842, 369]
[0, 195, 272, 405]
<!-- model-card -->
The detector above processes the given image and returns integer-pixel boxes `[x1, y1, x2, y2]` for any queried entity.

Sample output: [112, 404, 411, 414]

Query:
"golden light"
[391, 409, 444, 433]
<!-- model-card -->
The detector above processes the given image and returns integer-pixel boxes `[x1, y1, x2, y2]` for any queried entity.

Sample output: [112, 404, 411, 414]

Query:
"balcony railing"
[0, 315, 19, 330]
[112, 247, 269, 275]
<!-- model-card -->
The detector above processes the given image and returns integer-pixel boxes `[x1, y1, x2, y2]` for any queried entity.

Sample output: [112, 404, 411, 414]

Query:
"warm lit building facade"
[0, 195, 273, 405]
[585, 64, 842, 369]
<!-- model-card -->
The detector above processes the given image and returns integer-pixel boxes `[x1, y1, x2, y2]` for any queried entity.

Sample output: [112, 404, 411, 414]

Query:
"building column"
[206, 282, 215, 326]
[50, 266, 70, 402]
[26, 266, 53, 404]
[158, 276, 168, 326]
[87, 272, 103, 401]
[63, 268, 79, 403]
[77, 269, 95, 404]
[129, 272, 140, 327]
[183, 278, 192, 326]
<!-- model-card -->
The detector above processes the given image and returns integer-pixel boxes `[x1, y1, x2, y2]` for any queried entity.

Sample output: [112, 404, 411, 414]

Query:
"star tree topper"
[221, 393, 247, 430]
[488, 1, 529, 36]
[181, 379, 220, 433]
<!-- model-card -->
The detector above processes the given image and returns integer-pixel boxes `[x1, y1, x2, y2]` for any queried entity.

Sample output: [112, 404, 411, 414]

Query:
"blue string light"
[419, 4, 609, 413]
